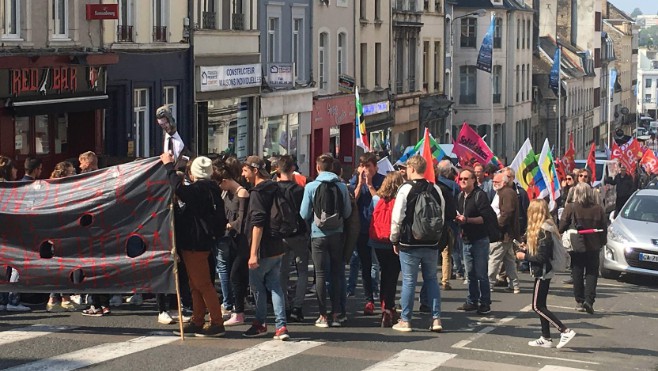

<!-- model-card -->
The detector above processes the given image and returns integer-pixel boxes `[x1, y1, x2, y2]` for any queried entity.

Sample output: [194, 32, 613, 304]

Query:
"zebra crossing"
[0, 325, 592, 371]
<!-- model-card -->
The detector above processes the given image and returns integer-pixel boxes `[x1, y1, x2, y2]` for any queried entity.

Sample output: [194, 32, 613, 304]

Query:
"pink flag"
[452, 123, 494, 167]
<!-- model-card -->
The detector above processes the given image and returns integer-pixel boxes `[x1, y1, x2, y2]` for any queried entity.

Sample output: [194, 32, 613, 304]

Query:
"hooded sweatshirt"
[245, 179, 285, 258]
[300, 171, 352, 238]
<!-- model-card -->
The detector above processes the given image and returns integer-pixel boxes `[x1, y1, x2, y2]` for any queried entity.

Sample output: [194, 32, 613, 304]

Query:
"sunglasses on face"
[459, 177, 472, 181]
[579, 174, 589, 178]
[566, 177, 573, 181]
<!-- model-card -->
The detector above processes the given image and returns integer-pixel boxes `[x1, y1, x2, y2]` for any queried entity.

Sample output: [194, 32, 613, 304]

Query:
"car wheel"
[599, 249, 621, 280]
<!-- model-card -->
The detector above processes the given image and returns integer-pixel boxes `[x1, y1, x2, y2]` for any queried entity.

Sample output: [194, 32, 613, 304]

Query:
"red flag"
[562, 132, 576, 173]
[421, 128, 436, 183]
[555, 159, 567, 182]
[586, 142, 597, 184]
[641, 149, 658, 174]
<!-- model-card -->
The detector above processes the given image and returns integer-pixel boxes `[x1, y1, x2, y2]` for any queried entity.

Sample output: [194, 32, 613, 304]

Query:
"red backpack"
[369, 198, 395, 243]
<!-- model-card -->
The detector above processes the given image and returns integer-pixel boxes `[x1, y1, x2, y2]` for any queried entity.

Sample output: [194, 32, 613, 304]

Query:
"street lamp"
[448, 7, 486, 142]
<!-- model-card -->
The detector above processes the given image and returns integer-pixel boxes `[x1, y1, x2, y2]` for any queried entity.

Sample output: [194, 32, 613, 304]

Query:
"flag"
[395, 146, 417, 165]
[555, 159, 567, 182]
[562, 132, 576, 173]
[609, 69, 617, 96]
[421, 128, 436, 183]
[394, 131, 446, 166]
[586, 142, 597, 183]
[549, 46, 561, 95]
[355, 86, 370, 152]
[377, 156, 395, 175]
[538, 139, 562, 210]
[640, 149, 658, 174]
[510, 139, 546, 199]
[476, 13, 495, 73]
[453, 123, 494, 167]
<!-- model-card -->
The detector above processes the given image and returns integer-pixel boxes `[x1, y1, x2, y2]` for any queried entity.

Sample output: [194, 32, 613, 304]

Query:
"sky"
[609, 0, 658, 17]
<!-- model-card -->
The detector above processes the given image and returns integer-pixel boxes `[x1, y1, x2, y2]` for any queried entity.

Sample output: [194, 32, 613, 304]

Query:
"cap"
[244, 155, 270, 178]
[190, 156, 213, 180]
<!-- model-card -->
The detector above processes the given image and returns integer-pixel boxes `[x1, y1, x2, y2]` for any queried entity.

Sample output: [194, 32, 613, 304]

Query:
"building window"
[163, 86, 177, 123]
[52, 0, 68, 39]
[197, 0, 215, 29]
[423, 0, 429, 11]
[338, 32, 347, 76]
[434, 41, 441, 91]
[360, 0, 366, 20]
[267, 17, 280, 63]
[646, 78, 652, 88]
[118, 0, 134, 42]
[526, 20, 531, 49]
[493, 17, 502, 49]
[396, 37, 404, 94]
[516, 19, 520, 49]
[133, 88, 150, 158]
[375, 42, 381, 87]
[493, 65, 501, 104]
[460, 18, 476, 48]
[521, 19, 526, 49]
[292, 18, 303, 80]
[1, 0, 20, 38]
[526, 64, 531, 101]
[423, 41, 429, 90]
[360, 43, 367, 87]
[435, 0, 441, 13]
[521, 65, 526, 101]
[409, 37, 417, 91]
[153, 0, 167, 42]
[319, 32, 328, 90]
[516, 65, 520, 102]
[459, 65, 477, 104]
[375, 0, 381, 21]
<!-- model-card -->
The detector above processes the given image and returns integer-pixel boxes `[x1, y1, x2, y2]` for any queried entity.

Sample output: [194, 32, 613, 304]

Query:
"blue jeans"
[399, 248, 441, 322]
[249, 255, 287, 330]
[215, 238, 234, 310]
[463, 237, 491, 306]
[452, 225, 465, 275]
[1, 267, 20, 306]
[346, 246, 380, 298]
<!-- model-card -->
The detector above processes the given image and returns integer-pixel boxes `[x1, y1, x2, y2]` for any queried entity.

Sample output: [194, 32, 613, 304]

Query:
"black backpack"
[197, 185, 227, 242]
[269, 185, 300, 238]
[277, 182, 307, 236]
[312, 180, 344, 230]
[404, 181, 444, 243]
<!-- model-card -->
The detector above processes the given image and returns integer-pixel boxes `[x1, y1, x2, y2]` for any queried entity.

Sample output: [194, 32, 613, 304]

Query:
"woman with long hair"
[0, 155, 18, 181]
[367, 171, 404, 327]
[516, 199, 576, 348]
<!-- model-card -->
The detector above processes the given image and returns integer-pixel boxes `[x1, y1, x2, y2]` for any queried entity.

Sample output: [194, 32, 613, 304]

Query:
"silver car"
[601, 189, 658, 279]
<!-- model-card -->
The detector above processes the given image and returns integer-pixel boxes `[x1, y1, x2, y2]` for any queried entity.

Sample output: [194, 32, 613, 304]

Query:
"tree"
[631, 7, 643, 18]
[639, 26, 658, 47]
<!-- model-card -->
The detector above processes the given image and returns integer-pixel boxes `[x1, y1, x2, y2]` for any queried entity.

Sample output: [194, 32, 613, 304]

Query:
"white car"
[601, 189, 658, 279]
[574, 159, 618, 214]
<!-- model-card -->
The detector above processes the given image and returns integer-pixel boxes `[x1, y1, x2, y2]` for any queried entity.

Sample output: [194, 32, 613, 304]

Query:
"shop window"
[55, 113, 68, 154]
[262, 113, 298, 157]
[163, 86, 177, 123]
[133, 88, 150, 158]
[14, 117, 30, 155]
[35, 115, 50, 155]
[207, 98, 250, 158]
[51, 0, 68, 39]
[1, 0, 20, 39]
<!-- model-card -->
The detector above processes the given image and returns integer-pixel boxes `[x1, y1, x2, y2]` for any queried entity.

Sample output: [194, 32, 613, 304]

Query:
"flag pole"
[607, 70, 612, 149]
[557, 45, 561, 155]
[490, 13, 495, 150]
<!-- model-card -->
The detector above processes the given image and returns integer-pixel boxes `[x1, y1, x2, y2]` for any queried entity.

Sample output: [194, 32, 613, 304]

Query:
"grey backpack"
[409, 182, 444, 243]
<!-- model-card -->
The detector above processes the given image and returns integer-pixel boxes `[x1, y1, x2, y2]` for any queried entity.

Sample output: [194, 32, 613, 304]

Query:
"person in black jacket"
[605, 164, 636, 217]
[516, 199, 576, 349]
[162, 153, 227, 338]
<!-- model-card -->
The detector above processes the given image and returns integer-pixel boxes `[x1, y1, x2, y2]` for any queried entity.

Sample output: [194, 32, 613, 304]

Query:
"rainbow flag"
[355, 87, 370, 152]
[537, 138, 561, 210]
[395, 130, 447, 165]
[510, 139, 547, 200]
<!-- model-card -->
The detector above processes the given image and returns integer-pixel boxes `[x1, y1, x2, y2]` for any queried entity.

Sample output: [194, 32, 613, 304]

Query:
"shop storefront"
[0, 54, 117, 175]
[360, 90, 393, 159]
[310, 94, 356, 178]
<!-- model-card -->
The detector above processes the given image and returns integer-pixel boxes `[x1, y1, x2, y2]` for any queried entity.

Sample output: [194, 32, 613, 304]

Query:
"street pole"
[607, 70, 612, 149]
[557, 46, 561, 155]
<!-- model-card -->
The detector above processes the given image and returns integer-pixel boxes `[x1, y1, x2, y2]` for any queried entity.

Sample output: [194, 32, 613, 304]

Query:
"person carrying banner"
[605, 164, 636, 218]
[21, 157, 43, 181]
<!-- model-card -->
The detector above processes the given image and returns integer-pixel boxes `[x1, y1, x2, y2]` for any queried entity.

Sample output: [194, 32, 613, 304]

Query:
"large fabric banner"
[0, 158, 175, 293]
[453, 123, 494, 167]
[476, 14, 495, 73]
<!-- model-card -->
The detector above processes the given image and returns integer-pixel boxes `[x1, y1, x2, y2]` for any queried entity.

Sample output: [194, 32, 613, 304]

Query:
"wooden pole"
[169, 198, 185, 341]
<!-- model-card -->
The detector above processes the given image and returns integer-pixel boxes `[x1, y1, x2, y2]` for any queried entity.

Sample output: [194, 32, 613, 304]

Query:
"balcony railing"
[396, 81, 404, 94]
[153, 26, 167, 42]
[202, 11, 216, 29]
[117, 25, 133, 42]
[408, 77, 416, 92]
[232, 13, 245, 30]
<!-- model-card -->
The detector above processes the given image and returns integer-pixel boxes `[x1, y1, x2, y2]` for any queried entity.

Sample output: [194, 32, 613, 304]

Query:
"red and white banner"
[611, 138, 645, 175]
[452, 123, 494, 167]
[640, 150, 658, 174]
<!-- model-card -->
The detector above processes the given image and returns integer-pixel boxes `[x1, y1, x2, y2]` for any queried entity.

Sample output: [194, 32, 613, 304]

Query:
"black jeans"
[532, 278, 567, 339]
[311, 234, 344, 316]
[615, 196, 630, 218]
[156, 294, 177, 313]
[231, 236, 250, 313]
[356, 232, 374, 302]
[374, 247, 400, 311]
[571, 250, 599, 305]
[92, 295, 109, 308]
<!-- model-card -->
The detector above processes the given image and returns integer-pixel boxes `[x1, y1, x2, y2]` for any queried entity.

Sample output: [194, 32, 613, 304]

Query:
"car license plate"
[639, 253, 658, 263]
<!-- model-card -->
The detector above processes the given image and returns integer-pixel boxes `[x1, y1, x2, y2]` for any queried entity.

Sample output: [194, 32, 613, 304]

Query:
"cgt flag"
[586, 142, 597, 184]
[355, 86, 370, 152]
[562, 132, 576, 173]
[476, 13, 495, 73]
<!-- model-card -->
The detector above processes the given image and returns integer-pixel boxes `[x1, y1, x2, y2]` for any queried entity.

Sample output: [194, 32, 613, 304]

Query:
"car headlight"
[608, 225, 631, 243]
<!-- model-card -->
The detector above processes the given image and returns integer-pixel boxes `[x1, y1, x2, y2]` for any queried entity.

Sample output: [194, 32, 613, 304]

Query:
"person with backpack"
[367, 171, 405, 327]
[300, 154, 352, 328]
[390, 155, 445, 333]
[241, 155, 290, 340]
[516, 199, 576, 349]
[161, 154, 227, 337]
[275, 155, 310, 323]
[456, 167, 496, 315]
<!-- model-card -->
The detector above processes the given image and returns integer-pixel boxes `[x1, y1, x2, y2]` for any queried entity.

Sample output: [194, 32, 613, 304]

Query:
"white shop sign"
[200, 64, 262, 92]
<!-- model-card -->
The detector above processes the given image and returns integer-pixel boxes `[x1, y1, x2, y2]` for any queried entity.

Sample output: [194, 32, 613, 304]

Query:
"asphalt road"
[1, 271, 657, 371]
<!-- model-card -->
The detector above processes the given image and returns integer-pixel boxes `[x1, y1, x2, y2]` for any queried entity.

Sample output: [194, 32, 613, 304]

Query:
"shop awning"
[6, 94, 110, 116]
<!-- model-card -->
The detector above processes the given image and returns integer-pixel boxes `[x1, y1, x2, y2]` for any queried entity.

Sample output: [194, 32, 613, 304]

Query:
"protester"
[559, 172, 576, 208]
[301, 154, 352, 328]
[474, 163, 494, 201]
[0, 155, 18, 182]
[242, 155, 289, 340]
[559, 183, 607, 314]
[390, 155, 445, 332]
[79, 151, 99, 173]
[605, 163, 636, 218]
[436, 160, 460, 289]
[516, 199, 577, 349]
[22, 157, 43, 181]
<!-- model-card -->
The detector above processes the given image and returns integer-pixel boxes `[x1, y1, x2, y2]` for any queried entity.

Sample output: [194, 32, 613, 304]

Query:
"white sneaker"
[557, 329, 576, 349]
[126, 294, 143, 306]
[109, 295, 122, 307]
[528, 336, 554, 348]
[70, 295, 83, 305]
[158, 311, 174, 325]
[6, 303, 31, 312]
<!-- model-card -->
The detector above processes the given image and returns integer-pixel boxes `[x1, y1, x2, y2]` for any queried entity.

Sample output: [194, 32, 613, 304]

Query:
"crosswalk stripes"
[363, 349, 456, 371]
[0, 325, 73, 346]
[182, 340, 324, 371]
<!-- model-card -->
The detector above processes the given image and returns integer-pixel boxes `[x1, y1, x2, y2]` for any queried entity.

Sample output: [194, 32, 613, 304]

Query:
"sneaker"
[455, 273, 464, 280]
[224, 312, 245, 326]
[70, 295, 85, 305]
[381, 310, 393, 328]
[290, 307, 304, 322]
[463, 279, 468, 285]
[60, 301, 79, 311]
[562, 278, 574, 285]
[330, 314, 342, 328]
[6, 303, 31, 312]
[158, 311, 175, 325]
[126, 294, 143, 306]
[430, 318, 443, 333]
[441, 282, 452, 290]
[392, 320, 412, 332]
[556, 329, 576, 349]
[81, 306, 103, 317]
[528, 336, 554, 348]
[457, 302, 478, 312]
[575, 303, 586, 312]
[335, 313, 348, 324]
[315, 315, 329, 328]
[419, 303, 431, 313]
[102, 306, 111, 315]
[221, 305, 232, 320]
[373, 292, 380, 302]
[197, 323, 226, 337]
[109, 295, 122, 307]
[171, 312, 191, 323]
[513, 287, 521, 294]
[46, 302, 62, 313]
[173, 322, 203, 336]
[583, 302, 595, 314]
[243, 321, 268, 337]
[394, 303, 402, 313]
[364, 301, 375, 315]
[477, 304, 491, 315]
[273, 326, 290, 341]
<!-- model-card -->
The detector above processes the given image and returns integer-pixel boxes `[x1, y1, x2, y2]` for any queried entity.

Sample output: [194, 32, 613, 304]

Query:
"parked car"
[574, 159, 618, 214]
[601, 189, 658, 279]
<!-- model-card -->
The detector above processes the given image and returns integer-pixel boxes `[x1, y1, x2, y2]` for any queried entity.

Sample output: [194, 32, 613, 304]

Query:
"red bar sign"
[86, 4, 119, 20]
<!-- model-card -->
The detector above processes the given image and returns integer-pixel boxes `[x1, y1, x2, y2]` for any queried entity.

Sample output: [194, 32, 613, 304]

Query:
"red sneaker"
[364, 301, 375, 316]
[273, 326, 290, 341]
